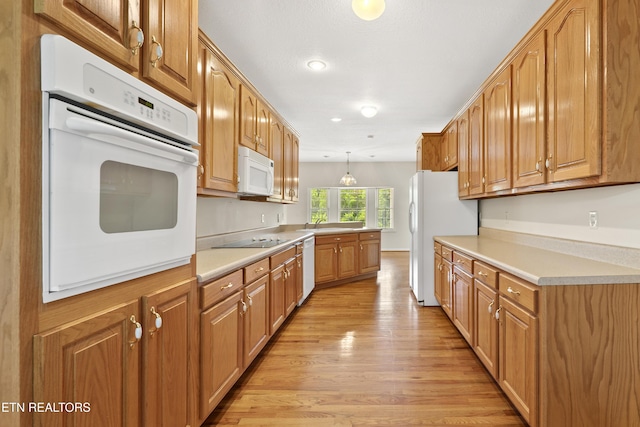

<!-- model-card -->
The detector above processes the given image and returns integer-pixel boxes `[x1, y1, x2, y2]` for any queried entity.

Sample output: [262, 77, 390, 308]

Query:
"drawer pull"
[477, 271, 488, 277]
[221, 283, 234, 290]
[254, 266, 265, 273]
[507, 286, 521, 296]
[487, 300, 494, 314]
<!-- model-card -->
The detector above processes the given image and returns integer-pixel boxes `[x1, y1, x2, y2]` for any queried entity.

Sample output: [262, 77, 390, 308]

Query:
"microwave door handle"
[65, 116, 198, 164]
[268, 167, 274, 195]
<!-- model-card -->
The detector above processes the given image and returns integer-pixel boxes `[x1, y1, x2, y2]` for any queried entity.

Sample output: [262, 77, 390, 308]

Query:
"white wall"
[480, 183, 640, 249]
[285, 162, 416, 250]
[197, 197, 286, 237]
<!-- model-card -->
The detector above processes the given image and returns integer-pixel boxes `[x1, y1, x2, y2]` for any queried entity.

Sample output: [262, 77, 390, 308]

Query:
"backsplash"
[480, 183, 640, 250]
[197, 197, 286, 238]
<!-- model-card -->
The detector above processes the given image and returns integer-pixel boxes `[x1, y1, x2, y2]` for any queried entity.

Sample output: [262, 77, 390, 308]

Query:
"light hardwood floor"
[203, 251, 525, 426]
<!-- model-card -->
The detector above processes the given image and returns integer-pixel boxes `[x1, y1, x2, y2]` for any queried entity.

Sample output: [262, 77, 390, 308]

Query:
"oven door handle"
[65, 116, 198, 164]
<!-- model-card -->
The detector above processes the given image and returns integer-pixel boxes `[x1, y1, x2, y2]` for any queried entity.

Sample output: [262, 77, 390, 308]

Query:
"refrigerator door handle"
[408, 202, 415, 234]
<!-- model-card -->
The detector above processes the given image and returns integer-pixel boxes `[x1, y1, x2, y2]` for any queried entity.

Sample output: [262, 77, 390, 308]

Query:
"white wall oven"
[41, 35, 199, 302]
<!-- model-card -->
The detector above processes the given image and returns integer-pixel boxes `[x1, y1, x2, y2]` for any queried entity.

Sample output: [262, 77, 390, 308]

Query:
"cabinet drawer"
[434, 242, 442, 255]
[453, 250, 473, 274]
[499, 273, 539, 314]
[315, 233, 358, 245]
[296, 242, 303, 255]
[359, 231, 381, 241]
[201, 270, 244, 309]
[244, 258, 270, 284]
[473, 260, 498, 289]
[270, 246, 296, 269]
[441, 245, 453, 262]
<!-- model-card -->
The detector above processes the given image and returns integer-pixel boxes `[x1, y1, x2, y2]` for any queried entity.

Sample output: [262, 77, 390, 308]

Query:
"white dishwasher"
[299, 236, 315, 305]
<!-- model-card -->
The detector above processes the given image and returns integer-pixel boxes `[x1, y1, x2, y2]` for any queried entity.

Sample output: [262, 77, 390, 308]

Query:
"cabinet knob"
[129, 315, 143, 348]
[150, 36, 163, 67]
[129, 21, 144, 54]
[149, 307, 163, 336]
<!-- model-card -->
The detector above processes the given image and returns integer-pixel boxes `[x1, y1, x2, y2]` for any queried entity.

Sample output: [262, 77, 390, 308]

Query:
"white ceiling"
[199, 0, 555, 163]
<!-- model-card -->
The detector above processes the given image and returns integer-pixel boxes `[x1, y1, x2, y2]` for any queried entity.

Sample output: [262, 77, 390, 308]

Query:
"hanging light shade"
[352, 0, 386, 21]
[340, 152, 357, 186]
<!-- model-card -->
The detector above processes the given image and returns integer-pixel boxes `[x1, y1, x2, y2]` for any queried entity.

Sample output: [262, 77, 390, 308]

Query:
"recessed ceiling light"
[307, 60, 327, 71]
[361, 105, 378, 118]
[331, 117, 342, 122]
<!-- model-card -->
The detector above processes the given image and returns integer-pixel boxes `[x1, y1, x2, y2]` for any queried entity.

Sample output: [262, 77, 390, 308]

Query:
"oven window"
[100, 161, 178, 233]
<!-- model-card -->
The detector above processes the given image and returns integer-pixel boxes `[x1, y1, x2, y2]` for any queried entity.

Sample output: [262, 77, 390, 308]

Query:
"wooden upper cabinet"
[198, 39, 239, 195]
[240, 87, 269, 156]
[547, 0, 600, 182]
[35, 0, 141, 71]
[468, 96, 485, 196]
[484, 66, 512, 193]
[283, 129, 299, 202]
[513, 30, 547, 188]
[457, 112, 470, 197]
[142, 0, 198, 104]
[270, 115, 285, 201]
[444, 123, 458, 170]
[35, 0, 198, 105]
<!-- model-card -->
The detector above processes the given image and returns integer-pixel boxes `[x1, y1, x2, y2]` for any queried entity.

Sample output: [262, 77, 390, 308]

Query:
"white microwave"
[237, 146, 275, 196]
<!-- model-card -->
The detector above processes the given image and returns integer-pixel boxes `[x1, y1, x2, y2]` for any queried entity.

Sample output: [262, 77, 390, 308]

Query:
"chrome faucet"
[314, 218, 322, 229]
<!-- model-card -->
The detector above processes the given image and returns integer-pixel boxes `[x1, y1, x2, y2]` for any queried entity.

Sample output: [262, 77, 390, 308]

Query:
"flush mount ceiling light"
[306, 59, 327, 71]
[352, 0, 386, 21]
[339, 151, 357, 186]
[360, 105, 378, 118]
[331, 117, 342, 122]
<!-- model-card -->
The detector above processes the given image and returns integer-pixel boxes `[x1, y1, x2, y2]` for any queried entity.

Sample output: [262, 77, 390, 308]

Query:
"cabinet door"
[199, 45, 239, 193]
[484, 66, 512, 193]
[244, 274, 270, 367]
[359, 239, 381, 274]
[269, 116, 285, 200]
[142, 280, 195, 427]
[452, 267, 474, 345]
[240, 85, 258, 150]
[200, 291, 244, 419]
[256, 101, 270, 156]
[547, 0, 600, 182]
[457, 112, 470, 197]
[34, 0, 141, 71]
[295, 254, 304, 303]
[33, 300, 140, 427]
[446, 122, 458, 170]
[468, 97, 485, 196]
[284, 129, 299, 202]
[434, 253, 443, 305]
[269, 265, 286, 334]
[498, 296, 538, 427]
[338, 241, 359, 279]
[441, 260, 453, 319]
[143, 0, 198, 104]
[473, 280, 498, 379]
[315, 243, 338, 283]
[513, 30, 547, 188]
[284, 258, 298, 317]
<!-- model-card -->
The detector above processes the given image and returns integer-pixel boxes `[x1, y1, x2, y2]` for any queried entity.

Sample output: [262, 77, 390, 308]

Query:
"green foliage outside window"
[339, 189, 366, 223]
[310, 188, 329, 223]
[377, 188, 393, 228]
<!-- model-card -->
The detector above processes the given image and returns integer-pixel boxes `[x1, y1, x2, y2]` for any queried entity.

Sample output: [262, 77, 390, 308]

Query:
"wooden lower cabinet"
[473, 280, 499, 380]
[498, 295, 538, 427]
[337, 240, 358, 278]
[284, 254, 303, 316]
[200, 290, 244, 419]
[434, 253, 443, 305]
[440, 259, 453, 319]
[359, 234, 381, 274]
[33, 279, 196, 427]
[269, 264, 286, 335]
[452, 266, 474, 345]
[315, 232, 381, 286]
[243, 273, 270, 367]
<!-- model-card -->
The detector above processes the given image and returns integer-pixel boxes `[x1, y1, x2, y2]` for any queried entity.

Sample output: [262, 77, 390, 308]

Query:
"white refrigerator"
[409, 171, 478, 306]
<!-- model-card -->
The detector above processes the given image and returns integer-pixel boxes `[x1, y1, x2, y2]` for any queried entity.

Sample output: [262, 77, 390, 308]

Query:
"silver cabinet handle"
[507, 286, 521, 296]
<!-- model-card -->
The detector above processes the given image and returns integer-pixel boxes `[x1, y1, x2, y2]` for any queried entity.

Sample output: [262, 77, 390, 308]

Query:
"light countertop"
[435, 234, 640, 286]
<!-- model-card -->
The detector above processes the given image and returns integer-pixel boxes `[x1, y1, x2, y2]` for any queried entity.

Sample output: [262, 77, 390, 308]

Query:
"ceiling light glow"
[331, 117, 342, 122]
[352, 0, 386, 21]
[307, 60, 327, 71]
[360, 105, 378, 118]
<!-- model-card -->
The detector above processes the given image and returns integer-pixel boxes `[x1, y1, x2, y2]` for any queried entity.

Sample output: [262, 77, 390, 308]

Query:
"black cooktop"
[214, 238, 288, 249]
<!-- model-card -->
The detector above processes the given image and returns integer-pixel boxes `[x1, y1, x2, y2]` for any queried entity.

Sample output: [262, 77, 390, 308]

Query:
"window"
[376, 188, 393, 229]
[339, 189, 366, 223]
[310, 188, 329, 223]
[308, 187, 394, 229]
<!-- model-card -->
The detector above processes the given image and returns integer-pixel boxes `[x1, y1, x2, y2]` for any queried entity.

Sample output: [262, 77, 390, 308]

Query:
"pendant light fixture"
[340, 152, 357, 186]
[352, 0, 386, 21]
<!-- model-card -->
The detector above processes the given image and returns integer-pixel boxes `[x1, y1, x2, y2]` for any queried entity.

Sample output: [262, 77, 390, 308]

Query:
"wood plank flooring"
[202, 251, 525, 426]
